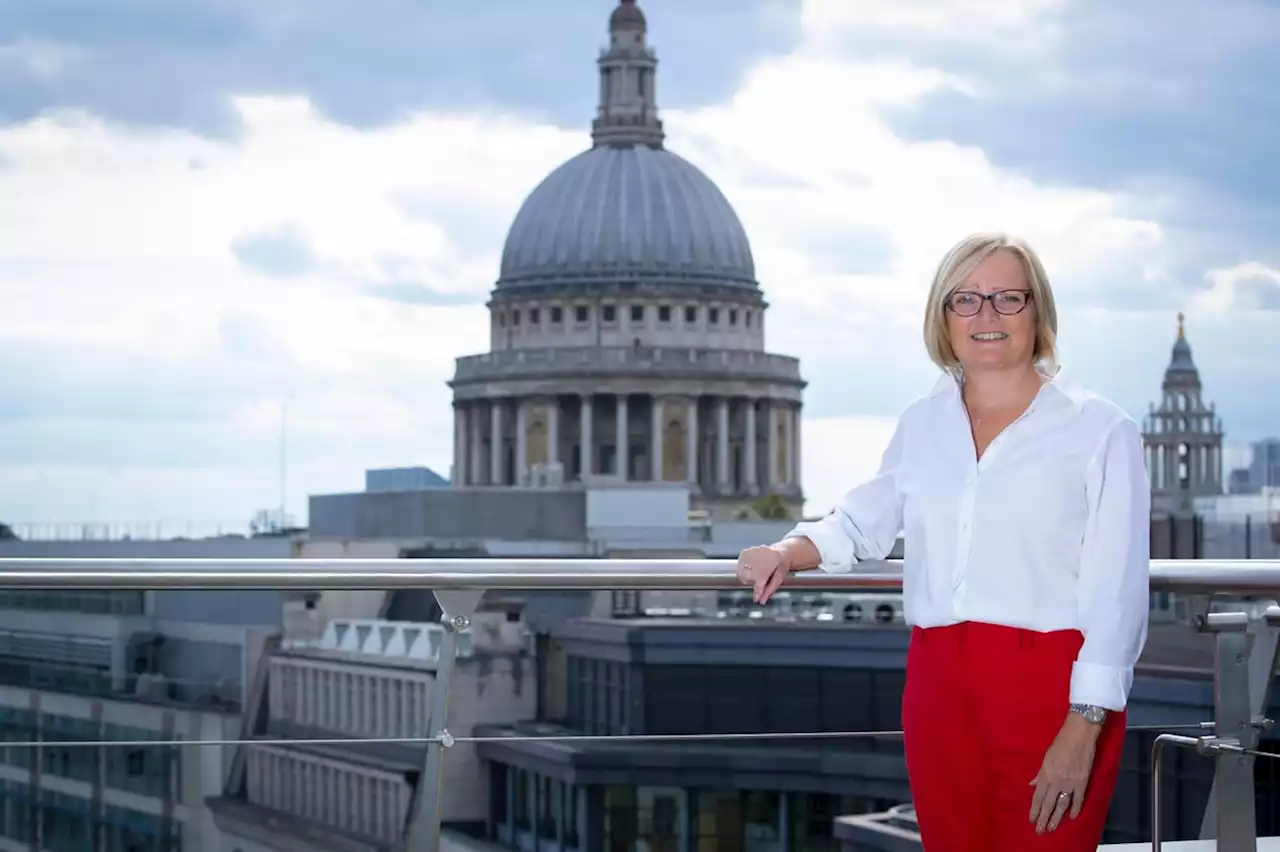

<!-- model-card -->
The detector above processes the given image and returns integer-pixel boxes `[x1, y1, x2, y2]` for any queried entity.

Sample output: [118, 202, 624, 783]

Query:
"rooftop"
[2, 555, 1275, 851]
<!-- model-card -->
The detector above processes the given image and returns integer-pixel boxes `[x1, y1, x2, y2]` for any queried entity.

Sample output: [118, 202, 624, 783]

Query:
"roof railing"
[0, 556, 1275, 852]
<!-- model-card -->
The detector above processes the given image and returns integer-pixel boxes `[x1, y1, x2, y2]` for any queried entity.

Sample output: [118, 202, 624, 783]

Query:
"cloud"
[800, 415, 899, 517]
[231, 225, 317, 277]
[0, 0, 1275, 527]
[0, 0, 801, 135]
[1190, 263, 1280, 313]
[881, 0, 1280, 274]
[366, 281, 479, 307]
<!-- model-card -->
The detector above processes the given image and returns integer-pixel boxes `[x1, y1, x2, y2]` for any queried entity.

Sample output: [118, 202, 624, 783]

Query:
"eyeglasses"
[944, 289, 1033, 317]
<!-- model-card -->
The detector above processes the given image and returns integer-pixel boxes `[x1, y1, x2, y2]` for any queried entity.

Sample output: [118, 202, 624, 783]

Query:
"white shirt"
[785, 369, 1151, 711]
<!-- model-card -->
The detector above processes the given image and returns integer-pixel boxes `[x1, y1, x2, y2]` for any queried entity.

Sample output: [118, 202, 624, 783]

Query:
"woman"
[736, 233, 1150, 851]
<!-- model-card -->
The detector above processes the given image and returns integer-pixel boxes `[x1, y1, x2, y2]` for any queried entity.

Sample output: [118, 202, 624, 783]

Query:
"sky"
[1, 0, 1278, 534]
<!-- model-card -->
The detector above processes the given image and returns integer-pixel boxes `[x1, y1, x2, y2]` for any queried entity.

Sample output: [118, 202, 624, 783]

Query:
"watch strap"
[1069, 702, 1108, 725]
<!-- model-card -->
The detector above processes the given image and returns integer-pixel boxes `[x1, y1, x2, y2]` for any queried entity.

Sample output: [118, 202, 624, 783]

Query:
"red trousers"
[902, 622, 1126, 851]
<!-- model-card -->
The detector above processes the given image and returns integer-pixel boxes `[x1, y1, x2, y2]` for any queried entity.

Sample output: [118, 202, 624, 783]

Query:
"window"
[788, 792, 849, 849]
[684, 305, 697, 324]
[538, 776, 558, 839]
[529, 307, 540, 324]
[602, 304, 617, 323]
[38, 715, 98, 784]
[658, 305, 671, 323]
[105, 724, 178, 799]
[630, 304, 644, 322]
[575, 305, 589, 323]
[511, 310, 521, 325]
[562, 783, 581, 847]
[604, 786, 637, 852]
[606, 786, 686, 852]
[565, 656, 629, 735]
[551, 306, 563, 323]
[513, 769, 531, 831]
[709, 307, 720, 324]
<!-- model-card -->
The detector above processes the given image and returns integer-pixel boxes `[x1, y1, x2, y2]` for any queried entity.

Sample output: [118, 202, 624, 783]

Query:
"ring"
[1057, 792, 1069, 801]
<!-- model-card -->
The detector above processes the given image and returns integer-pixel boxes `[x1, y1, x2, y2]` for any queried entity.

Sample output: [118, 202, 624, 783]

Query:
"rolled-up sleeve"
[783, 416, 908, 574]
[1070, 416, 1151, 710]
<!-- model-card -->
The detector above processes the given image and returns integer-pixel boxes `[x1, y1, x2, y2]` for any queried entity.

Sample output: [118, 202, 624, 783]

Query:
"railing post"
[1195, 606, 1280, 851]
[405, 589, 486, 852]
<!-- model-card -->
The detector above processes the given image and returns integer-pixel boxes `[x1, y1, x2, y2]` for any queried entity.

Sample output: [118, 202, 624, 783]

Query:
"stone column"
[685, 397, 699, 485]
[548, 398, 560, 468]
[490, 402, 504, 486]
[452, 403, 466, 486]
[616, 394, 629, 480]
[768, 401, 780, 487]
[579, 395, 594, 479]
[793, 403, 803, 489]
[651, 396, 665, 481]
[785, 404, 797, 486]
[516, 400, 528, 484]
[716, 397, 730, 491]
[469, 406, 483, 486]
[743, 399, 758, 492]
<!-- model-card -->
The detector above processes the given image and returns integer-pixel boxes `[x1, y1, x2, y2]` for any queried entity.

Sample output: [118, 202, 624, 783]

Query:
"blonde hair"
[922, 232, 1059, 378]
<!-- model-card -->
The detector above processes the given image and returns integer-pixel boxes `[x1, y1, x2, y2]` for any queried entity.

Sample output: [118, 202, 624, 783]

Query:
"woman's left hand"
[1028, 716, 1099, 834]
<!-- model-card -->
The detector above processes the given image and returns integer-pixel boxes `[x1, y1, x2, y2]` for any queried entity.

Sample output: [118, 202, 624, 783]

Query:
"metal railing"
[0, 557, 1276, 852]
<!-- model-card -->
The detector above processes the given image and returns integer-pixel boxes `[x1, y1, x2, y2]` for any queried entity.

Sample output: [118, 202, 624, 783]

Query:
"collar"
[930, 364, 1087, 410]
[1044, 366, 1088, 409]
[930, 371, 961, 398]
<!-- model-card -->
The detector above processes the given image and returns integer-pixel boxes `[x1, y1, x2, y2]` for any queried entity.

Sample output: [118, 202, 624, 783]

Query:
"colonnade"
[452, 393, 801, 495]
[1146, 441, 1222, 496]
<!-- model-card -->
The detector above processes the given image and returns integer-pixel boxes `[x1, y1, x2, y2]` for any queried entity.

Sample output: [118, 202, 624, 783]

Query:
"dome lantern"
[592, 0, 663, 149]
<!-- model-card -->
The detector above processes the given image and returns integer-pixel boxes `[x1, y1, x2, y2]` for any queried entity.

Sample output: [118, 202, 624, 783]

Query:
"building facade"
[210, 600, 537, 852]
[0, 537, 287, 852]
[447, 0, 805, 520]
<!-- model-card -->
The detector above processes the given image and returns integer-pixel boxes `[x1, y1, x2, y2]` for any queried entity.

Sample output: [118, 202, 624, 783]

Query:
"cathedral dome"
[496, 145, 757, 292]
[492, 0, 757, 295]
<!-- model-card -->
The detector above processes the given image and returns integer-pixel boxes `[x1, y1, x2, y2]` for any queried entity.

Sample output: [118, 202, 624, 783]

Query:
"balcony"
[451, 345, 803, 389]
[0, 557, 1277, 851]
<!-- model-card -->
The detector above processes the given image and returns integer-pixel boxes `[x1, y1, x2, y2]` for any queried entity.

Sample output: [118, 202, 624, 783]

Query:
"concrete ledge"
[1102, 840, 1280, 850]
[835, 803, 1280, 852]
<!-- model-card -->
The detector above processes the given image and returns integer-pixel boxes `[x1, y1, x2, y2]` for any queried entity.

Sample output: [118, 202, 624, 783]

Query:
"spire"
[1165, 311, 1197, 383]
[591, 0, 665, 149]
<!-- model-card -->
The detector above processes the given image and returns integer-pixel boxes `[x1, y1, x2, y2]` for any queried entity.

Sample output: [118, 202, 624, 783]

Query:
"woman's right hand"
[736, 544, 791, 604]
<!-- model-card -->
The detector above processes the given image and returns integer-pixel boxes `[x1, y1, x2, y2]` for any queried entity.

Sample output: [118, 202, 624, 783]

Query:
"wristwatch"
[1069, 703, 1108, 725]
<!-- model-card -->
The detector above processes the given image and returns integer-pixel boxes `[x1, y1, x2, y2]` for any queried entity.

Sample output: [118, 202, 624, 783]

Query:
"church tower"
[1142, 313, 1225, 513]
